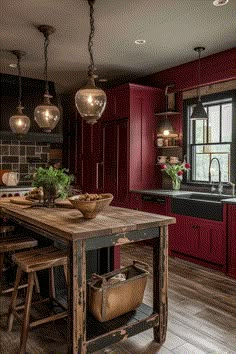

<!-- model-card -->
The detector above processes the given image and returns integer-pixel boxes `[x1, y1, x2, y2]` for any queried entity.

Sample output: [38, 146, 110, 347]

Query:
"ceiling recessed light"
[135, 39, 146, 45]
[213, 0, 229, 6]
[98, 78, 108, 82]
[9, 63, 17, 68]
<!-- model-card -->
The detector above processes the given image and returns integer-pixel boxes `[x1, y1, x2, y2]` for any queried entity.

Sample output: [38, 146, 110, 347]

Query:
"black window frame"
[183, 89, 236, 185]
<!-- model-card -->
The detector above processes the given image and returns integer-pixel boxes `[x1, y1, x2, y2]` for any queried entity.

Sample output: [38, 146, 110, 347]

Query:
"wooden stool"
[7, 246, 68, 354]
[0, 228, 39, 294]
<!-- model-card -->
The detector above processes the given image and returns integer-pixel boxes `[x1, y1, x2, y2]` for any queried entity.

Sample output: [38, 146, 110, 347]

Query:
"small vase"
[172, 178, 181, 191]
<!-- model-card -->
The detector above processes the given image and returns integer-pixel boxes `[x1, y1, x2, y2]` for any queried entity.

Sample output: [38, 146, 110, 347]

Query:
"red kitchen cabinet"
[227, 204, 236, 278]
[101, 83, 164, 205]
[63, 83, 164, 201]
[129, 85, 164, 190]
[169, 214, 193, 255]
[169, 214, 226, 269]
[103, 86, 130, 120]
[80, 121, 102, 193]
[102, 119, 129, 207]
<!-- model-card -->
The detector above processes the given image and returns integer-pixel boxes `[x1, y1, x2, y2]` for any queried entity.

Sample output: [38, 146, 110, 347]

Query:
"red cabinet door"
[193, 219, 226, 265]
[169, 214, 194, 255]
[80, 121, 102, 193]
[102, 119, 129, 207]
[227, 204, 236, 277]
[102, 85, 130, 120]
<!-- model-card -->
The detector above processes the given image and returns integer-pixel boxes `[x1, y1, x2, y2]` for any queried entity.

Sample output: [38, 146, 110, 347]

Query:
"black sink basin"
[171, 193, 231, 221]
[176, 193, 232, 203]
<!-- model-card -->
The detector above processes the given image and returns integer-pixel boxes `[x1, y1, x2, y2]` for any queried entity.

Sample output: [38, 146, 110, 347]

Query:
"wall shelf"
[155, 111, 180, 116]
[157, 146, 182, 149]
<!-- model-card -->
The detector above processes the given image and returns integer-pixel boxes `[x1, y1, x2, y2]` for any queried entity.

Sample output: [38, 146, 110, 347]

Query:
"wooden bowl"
[68, 193, 113, 219]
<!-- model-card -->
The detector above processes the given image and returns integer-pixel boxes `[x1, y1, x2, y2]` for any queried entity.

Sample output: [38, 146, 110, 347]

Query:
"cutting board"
[9, 197, 74, 209]
[10, 197, 34, 205]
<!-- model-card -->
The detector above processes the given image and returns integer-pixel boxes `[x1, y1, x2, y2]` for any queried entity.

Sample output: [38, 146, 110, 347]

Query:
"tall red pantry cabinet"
[63, 83, 165, 205]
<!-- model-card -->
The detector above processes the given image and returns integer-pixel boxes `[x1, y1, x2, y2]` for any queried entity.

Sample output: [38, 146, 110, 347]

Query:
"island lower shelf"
[86, 303, 158, 352]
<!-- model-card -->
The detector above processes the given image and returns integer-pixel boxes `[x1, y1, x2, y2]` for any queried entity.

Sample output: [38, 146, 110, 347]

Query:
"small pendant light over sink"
[75, 0, 107, 125]
[9, 50, 31, 136]
[190, 47, 208, 120]
[34, 25, 60, 133]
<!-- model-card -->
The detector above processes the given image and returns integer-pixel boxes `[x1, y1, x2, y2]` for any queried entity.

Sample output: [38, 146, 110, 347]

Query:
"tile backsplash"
[0, 140, 50, 185]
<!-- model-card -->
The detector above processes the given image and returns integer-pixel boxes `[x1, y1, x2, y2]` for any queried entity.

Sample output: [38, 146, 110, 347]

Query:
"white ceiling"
[0, 0, 235, 93]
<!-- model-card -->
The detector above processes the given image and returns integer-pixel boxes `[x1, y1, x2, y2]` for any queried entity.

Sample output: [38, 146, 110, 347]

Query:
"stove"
[0, 186, 32, 198]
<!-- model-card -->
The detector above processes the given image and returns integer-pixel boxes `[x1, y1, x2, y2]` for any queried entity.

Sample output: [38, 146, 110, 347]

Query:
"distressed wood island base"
[1, 203, 175, 354]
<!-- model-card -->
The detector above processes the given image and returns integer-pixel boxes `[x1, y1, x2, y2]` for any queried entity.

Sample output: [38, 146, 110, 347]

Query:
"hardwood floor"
[0, 242, 236, 354]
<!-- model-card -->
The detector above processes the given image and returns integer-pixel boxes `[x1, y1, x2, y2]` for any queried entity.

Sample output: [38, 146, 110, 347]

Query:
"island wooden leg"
[67, 240, 87, 354]
[153, 225, 168, 345]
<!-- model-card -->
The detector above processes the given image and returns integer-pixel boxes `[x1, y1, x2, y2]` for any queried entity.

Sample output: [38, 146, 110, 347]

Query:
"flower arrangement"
[160, 162, 191, 190]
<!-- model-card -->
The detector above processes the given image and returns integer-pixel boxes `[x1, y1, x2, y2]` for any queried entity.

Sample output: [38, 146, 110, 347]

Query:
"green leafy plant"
[32, 166, 74, 199]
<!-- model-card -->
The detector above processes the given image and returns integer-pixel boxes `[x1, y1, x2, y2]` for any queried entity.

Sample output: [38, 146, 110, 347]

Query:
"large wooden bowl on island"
[68, 193, 113, 219]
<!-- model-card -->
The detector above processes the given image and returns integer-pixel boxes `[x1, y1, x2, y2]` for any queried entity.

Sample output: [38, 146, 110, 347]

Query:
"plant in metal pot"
[32, 166, 74, 206]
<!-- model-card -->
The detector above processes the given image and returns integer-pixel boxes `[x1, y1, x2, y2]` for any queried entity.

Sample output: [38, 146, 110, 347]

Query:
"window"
[184, 90, 236, 184]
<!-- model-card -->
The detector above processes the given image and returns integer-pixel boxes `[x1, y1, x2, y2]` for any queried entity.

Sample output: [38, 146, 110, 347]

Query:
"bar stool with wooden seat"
[0, 226, 39, 295]
[7, 245, 68, 354]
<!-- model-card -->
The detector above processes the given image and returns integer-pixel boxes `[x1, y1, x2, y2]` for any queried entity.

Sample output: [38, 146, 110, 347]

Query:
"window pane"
[208, 105, 220, 143]
[195, 120, 204, 143]
[194, 148, 210, 181]
[192, 144, 230, 182]
[210, 153, 230, 183]
[222, 103, 232, 142]
[191, 114, 207, 144]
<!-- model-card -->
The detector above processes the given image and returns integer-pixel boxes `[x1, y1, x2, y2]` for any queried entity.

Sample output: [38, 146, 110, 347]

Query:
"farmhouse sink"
[171, 192, 232, 221]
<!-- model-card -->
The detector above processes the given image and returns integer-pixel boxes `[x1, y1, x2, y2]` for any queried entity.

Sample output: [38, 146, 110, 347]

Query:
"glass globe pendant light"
[190, 47, 208, 120]
[34, 25, 60, 133]
[9, 50, 31, 136]
[75, 0, 107, 125]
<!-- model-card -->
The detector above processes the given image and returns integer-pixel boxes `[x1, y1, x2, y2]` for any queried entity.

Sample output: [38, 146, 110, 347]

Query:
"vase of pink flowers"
[160, 161, 191, 190]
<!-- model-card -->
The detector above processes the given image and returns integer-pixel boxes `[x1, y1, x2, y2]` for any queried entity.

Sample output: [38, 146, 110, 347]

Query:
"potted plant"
[32, 166, 74, 206]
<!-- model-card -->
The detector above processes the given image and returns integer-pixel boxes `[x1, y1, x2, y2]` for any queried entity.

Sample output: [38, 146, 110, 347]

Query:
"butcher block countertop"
[0, 201, 175, 242]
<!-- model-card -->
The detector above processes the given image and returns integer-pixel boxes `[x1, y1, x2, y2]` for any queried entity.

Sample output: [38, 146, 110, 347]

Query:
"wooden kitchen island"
[1, 202, 175, 354]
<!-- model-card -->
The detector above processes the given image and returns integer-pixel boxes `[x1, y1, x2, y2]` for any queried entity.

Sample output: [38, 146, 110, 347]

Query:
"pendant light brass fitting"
[194, 46, 205, 54]
[37, 25, 56, 37]
[10, 50, 26, 59]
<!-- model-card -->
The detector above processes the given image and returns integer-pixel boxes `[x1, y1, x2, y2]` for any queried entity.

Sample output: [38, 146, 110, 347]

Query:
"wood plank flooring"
[0, 242, 236, 354]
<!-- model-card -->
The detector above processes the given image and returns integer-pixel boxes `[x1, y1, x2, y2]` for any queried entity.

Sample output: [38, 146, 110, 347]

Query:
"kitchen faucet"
[209, 157, 223, 194]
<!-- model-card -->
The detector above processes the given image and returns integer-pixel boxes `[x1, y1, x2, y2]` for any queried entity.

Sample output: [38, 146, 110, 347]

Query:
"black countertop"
[131, 189, 236, 204]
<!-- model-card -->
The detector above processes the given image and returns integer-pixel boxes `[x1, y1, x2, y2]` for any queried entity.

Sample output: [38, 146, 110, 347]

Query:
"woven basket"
[88, 260, 149, 322]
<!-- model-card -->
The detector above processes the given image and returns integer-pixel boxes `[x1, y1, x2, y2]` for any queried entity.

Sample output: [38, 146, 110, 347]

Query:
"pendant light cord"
[17, 54, 22, 107]
[43, 32, 50, 95]
[88, 0, 95, 76]
[197, 49, 201, 101]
